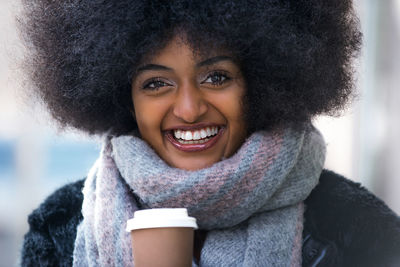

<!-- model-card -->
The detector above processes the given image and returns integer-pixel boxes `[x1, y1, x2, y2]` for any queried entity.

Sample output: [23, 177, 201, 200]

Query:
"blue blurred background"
[1, 0, 400, 266]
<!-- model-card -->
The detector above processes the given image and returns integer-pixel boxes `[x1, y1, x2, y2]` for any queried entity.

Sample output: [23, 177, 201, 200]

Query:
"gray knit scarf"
[73, 125, 325, 267]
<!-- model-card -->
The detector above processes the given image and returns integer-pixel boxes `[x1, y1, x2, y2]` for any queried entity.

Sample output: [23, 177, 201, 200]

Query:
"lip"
[165, 126, 225, 152]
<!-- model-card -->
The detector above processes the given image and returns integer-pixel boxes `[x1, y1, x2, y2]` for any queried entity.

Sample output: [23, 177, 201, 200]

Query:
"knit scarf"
[73, 125, 325, 267]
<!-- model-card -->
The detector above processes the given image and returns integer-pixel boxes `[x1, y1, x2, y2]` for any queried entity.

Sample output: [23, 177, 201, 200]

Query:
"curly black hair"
[19, 0, 361, 135]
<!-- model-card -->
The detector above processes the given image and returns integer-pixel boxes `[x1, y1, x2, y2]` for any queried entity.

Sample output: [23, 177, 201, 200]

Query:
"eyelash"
[142, 78, 170, 91]
[141, 71, 231, 91]
[202, 71, 231, 86]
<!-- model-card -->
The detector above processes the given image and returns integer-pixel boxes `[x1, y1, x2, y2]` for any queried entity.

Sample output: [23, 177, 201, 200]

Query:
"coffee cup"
[126, 208, 198, 267]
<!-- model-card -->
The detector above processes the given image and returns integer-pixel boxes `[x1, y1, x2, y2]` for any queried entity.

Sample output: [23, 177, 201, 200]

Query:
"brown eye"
[142, 79, 170, 91]
[202, 71, 231, 86]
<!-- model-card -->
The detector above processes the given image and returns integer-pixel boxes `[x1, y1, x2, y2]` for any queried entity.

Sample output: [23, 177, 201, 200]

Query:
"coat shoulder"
[21, 179, 85, 267]
[304, 170, 400, 266]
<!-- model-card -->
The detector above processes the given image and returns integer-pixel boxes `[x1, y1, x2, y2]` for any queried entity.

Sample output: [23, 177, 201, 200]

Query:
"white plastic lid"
[126, 208, 198, 232]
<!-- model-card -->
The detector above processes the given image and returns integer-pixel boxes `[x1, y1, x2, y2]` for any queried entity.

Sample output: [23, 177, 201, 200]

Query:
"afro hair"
[19, 0, 362, 135]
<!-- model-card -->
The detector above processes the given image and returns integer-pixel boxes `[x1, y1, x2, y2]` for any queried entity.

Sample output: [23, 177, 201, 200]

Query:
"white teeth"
[174, 130, 181, 139]
[193, 131, 201, 140]
[173, 127, 220, 142]
[200, 129, 207, 139]
[184, 131, 193, 140]
[178, 137, 210, 144]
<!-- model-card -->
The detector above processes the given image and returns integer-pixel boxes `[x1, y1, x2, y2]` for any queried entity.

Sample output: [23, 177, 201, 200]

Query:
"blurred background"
[0, 0, 399, 266]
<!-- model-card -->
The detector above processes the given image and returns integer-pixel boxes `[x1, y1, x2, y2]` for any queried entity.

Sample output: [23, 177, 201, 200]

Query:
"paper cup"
[126, 208, 198, 267]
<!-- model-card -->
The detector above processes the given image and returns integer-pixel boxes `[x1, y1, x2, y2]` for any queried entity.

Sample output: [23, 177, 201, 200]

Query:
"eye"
[202, 71, 231, 86]
[142, 78, 171, 91]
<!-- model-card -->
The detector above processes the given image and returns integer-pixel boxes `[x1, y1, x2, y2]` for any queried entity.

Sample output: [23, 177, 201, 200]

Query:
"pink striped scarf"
[73, 125, 325, 266]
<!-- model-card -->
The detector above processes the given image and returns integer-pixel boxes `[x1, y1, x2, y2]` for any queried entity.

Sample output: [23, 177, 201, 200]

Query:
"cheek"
[224, 90, 247, 151]
[221, 89, 246, 123]
[132, 96, 162, 138]
[207, 87, 246, 155]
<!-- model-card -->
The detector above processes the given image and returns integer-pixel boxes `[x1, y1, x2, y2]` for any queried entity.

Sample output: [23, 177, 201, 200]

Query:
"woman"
[19, 0, 400, 266]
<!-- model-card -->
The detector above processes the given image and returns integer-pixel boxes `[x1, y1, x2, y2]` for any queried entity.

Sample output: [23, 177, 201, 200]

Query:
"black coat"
[21, 170, 400, 266]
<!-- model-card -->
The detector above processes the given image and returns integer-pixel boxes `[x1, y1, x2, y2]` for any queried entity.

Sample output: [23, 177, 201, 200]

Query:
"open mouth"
[165, 126, 224, 152]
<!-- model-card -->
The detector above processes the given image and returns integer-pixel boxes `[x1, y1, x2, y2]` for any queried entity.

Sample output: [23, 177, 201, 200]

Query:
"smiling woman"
[18, 0, 400, 266]
[132, 36, 247, 170]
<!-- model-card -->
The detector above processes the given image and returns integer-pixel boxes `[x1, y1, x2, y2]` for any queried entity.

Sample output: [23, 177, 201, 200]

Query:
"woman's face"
[131, 37, 247, 170]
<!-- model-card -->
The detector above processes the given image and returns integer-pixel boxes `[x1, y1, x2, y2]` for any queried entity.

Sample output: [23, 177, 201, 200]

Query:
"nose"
[172, 82, 208, 123]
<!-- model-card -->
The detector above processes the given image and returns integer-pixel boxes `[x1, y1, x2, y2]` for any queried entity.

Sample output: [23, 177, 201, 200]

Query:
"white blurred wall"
[315, 0, 400, 215]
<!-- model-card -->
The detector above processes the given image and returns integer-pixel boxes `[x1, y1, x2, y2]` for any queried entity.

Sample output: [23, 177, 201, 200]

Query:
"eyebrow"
[136, 64, 173, 73]
[136, 55, 235, 74]
[196, 55, 236, 68]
